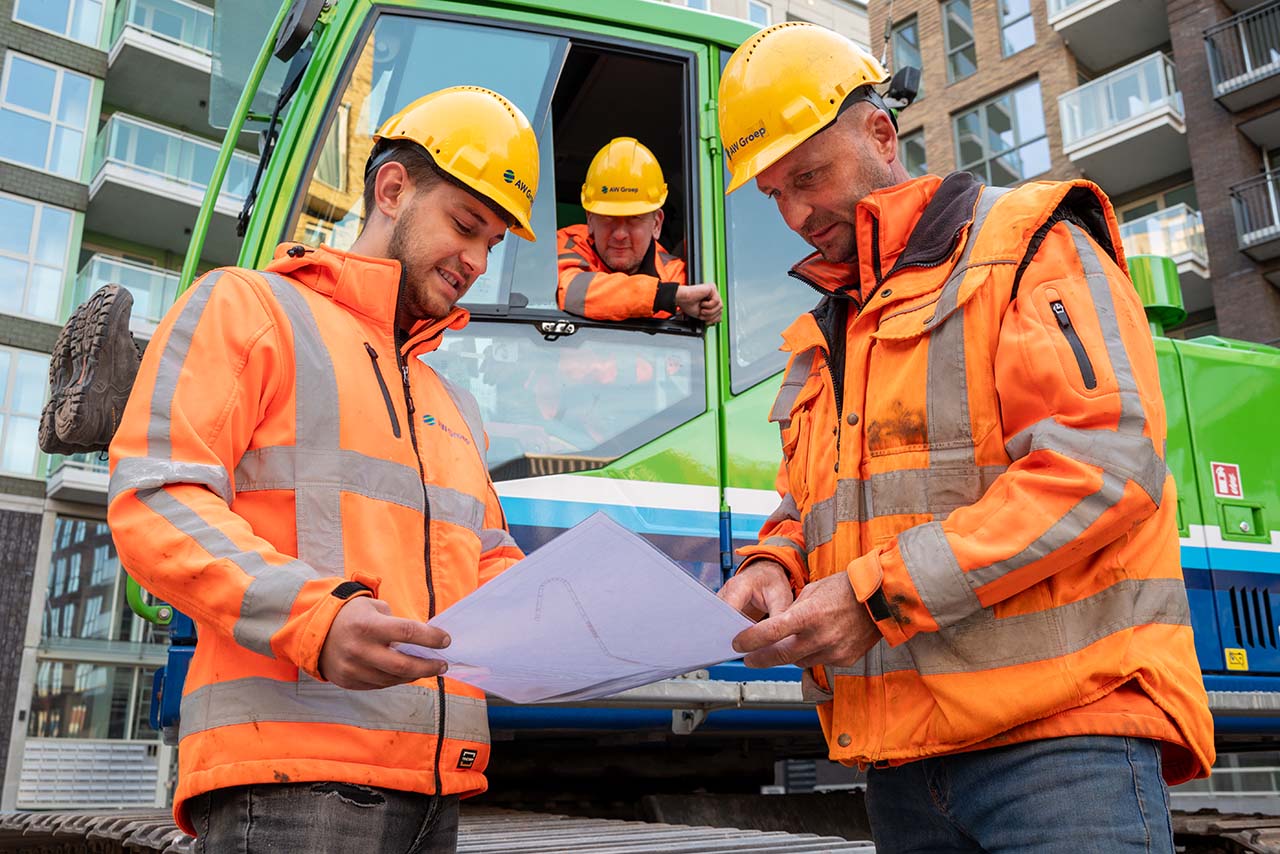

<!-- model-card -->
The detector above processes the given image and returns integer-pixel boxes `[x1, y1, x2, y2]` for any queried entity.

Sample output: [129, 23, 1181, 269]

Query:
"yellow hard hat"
[580, 137, 669, 217]
[719, 22, 890, 194]
[373, 86, 540, 241]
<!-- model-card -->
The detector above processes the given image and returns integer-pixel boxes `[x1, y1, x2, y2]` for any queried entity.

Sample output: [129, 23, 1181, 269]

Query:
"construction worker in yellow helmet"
[557, 137, 722, 323]
[716, 22, 1211, 854]
[106, 86, 537, 853]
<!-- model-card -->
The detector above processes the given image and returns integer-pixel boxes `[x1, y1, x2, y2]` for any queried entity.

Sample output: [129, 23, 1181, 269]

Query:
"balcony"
[1230, 170, 1280, 262]
[1118, 205, 1212, 315]
[87, 114, 255, 264]
[1046, 0, 1170, 72]
[46, 453, 109, 504]
[75, 255, 180, 337]
[104, 0, 221, 137]
[1206, 2, 1280, 115]
[1058, 53, 1189, 196]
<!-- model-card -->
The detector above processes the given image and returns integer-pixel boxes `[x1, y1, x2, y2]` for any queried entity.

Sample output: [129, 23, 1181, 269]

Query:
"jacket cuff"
[653, 281, 680, 315]
[736, 547, 807, 596]
[298, 575, 379, 680]
[846, 552, 909, 647]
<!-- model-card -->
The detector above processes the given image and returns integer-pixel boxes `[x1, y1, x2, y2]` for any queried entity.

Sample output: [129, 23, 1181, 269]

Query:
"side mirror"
[885, 66, 920, 111]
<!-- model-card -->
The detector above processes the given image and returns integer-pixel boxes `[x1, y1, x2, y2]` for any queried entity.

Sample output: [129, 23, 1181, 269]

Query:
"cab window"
[286, 11, 706, 479]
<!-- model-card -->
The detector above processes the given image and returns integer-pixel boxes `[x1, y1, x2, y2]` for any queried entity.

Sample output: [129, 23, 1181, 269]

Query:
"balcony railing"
[48, 452, 109, 476]
[92, 113, 254, 205]
[1206, 2, 1280, 97]
[111, 0, 213, 55]
[1118, 205, 1207, 264]
[75, 255, 180, 329]
[1046, 0, 1090, 17]
[1059, 53, 1183, 150]
[1231, 170, 1280, 248]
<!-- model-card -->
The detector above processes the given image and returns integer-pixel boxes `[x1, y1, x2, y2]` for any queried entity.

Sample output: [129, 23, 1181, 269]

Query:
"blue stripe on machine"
[501, 495, 720, 538]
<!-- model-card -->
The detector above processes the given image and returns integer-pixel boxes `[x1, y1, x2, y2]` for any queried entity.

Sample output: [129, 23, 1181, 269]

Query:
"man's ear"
[652, 209, 665, 241]
[373, 161, 412, 221]
[866, 107, 899, 165]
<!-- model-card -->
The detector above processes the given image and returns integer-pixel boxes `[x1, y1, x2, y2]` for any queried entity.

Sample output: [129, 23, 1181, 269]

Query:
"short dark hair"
[361, 141, 516, 229]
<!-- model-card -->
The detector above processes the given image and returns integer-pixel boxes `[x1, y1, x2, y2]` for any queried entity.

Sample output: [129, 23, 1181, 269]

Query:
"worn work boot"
[38, 284, 140, 455]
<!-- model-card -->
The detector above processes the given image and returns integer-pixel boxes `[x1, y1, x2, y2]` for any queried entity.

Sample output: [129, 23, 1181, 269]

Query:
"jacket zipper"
[1049, 300, 1097, 389]
[396, 342, 446, 796]
[363, 343, 401, 438]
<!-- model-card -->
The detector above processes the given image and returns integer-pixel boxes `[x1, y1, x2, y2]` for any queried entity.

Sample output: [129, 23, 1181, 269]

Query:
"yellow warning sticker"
[1225, 648, 1249, 671]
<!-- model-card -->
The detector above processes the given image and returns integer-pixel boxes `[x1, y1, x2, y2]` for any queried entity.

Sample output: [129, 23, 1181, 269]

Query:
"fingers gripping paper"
[395, 512, 754, 703]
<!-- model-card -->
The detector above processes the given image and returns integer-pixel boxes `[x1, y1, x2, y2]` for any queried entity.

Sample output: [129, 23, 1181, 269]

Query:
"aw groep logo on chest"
[503, 168, 534, 203]
[422, 413, 472, 447]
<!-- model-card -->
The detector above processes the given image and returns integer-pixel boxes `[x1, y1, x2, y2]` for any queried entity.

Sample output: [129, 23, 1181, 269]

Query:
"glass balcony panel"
[92, 114, 254, 206]
[1118, 204, 1206, 261]
[111, 0, 213, 54]
[75, 255, 180, 326]
[1059, 53, 1183, 149]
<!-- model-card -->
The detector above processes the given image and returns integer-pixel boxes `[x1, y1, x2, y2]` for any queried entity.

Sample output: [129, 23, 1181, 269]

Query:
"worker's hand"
[318, 597, 451, 690]
[718, 559, 795, 622]
[674, 283, 723, 323]
[730, 572, 880, 669]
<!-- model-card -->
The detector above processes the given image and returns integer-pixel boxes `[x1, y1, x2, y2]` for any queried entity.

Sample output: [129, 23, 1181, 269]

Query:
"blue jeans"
[190, 783, 459, 854]
[865, 736, 1174, 854]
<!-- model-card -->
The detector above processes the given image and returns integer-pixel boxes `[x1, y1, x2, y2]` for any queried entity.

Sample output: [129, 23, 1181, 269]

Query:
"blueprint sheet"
[394, 512, 754, 703]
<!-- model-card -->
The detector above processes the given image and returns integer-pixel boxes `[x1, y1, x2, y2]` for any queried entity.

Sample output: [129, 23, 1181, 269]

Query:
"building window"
[0, 54, 92, 180]
[1118, 183, 1199, 223]
[999, 0, 1035, 57]
[679, 0, 709, 9]
[892, 17, 924, 100]
[954, 79, 1049, 186]
[899, 130, 928, 178]
[0, 192, 74, 321]
[0, 346, 50, 476]
[943, 0, 977, 83]
[12, 0, 104, 47]
[315, 104, 349, 192]
[747, 0, 771, 26]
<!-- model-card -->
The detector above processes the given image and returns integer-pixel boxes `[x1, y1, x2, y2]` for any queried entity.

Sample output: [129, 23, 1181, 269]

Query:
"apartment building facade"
[0, 0, 261, 809]
[871, 0, 1280, 345]
[666, 0, 870, 47]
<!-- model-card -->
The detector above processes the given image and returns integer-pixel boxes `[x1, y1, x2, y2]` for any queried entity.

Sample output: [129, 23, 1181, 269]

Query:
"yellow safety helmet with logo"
[719, 22, 890, 194]
[371, 86, 540, 240]
[580, 137, 669, 217]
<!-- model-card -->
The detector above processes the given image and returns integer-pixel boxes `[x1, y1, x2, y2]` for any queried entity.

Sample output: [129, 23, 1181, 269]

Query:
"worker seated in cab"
[557, 137, 721, 323]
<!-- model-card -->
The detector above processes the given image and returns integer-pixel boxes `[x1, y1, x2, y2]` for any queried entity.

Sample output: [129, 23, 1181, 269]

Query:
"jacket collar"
[265, 242, 468, 357]
[787, 171, 983, 300]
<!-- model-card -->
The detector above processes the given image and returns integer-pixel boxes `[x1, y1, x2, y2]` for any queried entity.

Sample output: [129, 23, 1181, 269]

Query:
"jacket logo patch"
[457, 749, 478, 769]
[422, 414, 472, 446]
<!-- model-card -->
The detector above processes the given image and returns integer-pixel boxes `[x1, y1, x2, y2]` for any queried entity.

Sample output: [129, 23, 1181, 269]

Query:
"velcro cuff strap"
[331, 580, 373, 601]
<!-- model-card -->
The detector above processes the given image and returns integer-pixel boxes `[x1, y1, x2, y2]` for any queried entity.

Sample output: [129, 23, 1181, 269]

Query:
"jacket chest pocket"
[864, 292, 1000, 520]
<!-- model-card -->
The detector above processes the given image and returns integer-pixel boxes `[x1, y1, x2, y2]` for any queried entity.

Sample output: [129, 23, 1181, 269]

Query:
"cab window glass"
[428, 321, 704, 481]
[722, 51, 813, 393]
[290, 14, 566, 308]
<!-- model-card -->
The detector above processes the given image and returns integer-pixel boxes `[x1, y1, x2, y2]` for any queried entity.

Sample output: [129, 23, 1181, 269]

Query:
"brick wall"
[1167, 0, 1280, 344]
[870, 0, 1082, 180]
[0, 508, 44, 782]
[0, 163, 88, 212]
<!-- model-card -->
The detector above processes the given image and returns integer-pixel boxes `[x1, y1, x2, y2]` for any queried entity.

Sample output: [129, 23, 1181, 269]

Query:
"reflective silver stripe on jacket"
[233, 446, 424, 512]
[261, 273, 345, 578]
[178, 676, 491, 744]
[479, 527, 518, 552]
[436, 373, 487, 463]
[564, 272, 595, 315]
[830, 576, 1190, 678]
[136, 487, 320, 657]
[110, 457, 232, 507]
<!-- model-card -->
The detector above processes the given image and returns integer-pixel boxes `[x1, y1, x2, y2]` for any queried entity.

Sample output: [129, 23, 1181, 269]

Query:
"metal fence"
[1230, 170, 1280, 247]
[1206, 1, 1280, 95]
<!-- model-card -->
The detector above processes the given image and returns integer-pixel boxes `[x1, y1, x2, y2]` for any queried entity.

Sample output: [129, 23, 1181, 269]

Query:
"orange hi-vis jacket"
[556, 223, 687, 320]
[107, 244, 522, 834]
[737, 172, 1215, 784]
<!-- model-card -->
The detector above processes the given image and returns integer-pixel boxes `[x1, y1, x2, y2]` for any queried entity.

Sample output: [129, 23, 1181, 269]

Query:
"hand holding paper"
[395, 512, 754, 703]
